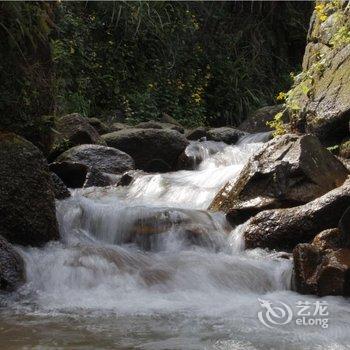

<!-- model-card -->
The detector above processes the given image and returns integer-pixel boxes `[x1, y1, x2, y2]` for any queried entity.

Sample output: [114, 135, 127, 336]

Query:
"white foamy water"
[2, 132, 350, 350]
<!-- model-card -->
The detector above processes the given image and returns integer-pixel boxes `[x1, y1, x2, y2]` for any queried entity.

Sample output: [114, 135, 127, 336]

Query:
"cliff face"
[287, 1, 350, 146]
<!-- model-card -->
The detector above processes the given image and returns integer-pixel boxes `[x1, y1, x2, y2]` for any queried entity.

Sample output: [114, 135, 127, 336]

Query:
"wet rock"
[0, 132, 59, 246]
[87, 117, 110, 135]
[239, 105, 285, 133]
[0, 236, 25, 292]
[206, 127, 246, 144]
[83, 168, 116, 188]
[185, 127, 209, 141]
[292, 244, 350, 296]
[51, 173, 70, 200]
[311, 228, 344, 251]
[56, 144, 135, 175]
[102, 128, 188, 172]
[50, 161, 89, 188]
[242, 178, 350, 250]
[210, 134, 348, 223]
[135, 121, 184, 134]
[339, 206, 350, 237]
[50, 113, 106, 159]
[117, 172, 134, 187]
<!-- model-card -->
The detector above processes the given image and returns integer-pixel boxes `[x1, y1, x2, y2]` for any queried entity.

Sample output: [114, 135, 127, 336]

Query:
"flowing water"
[1, 133, 350, 350]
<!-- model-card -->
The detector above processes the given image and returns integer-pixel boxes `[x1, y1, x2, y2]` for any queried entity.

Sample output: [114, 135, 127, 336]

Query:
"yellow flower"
[276, 92, 287, 101]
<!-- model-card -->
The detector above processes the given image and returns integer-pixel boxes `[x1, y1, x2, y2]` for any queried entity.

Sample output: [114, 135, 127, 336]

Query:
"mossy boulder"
[288, 2, 350, 146]
[0, 132, 59, 246]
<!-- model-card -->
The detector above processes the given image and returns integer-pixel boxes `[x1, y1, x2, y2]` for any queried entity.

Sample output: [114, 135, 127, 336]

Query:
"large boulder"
[209, 134, 348, 224]
[102, 128, 189, 172]
[206, 127, 246, 144]
[50, 113, 106, 159]
[242, 178, 350, 250]
[0, 236, 25, 292]
[56, 144, 134, 175]
[110, 122, 131, 132]
[288, 4, 350, 146]
[292, 204, 350, 296]
[185, 127, 209, 141]
[0, 132, 59, 246]
[239, 105, 285, 133]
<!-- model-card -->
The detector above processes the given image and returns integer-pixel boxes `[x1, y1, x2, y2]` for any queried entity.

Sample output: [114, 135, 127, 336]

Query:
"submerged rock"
[56, 144, 135, 175]
[206, 127, 246, 144]
[242, 178, 350, 250]
[102, 128, 188, 172]
[210, 134, 348, 225]
[0, 132, 59, 246]
[0, 236, 25, 292]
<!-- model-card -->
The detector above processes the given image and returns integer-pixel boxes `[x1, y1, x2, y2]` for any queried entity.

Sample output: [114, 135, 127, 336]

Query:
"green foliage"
[52, 1, 311, 127]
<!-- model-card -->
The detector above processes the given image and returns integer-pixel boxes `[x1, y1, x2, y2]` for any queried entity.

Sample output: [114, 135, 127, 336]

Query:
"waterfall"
[4, 133, 350, 350]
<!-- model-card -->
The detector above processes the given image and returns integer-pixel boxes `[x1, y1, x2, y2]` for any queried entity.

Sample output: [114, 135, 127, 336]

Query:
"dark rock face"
[50, 113, 106, 159]
[56, 144, 134, 175]
[210, 134, 348, 223]
[87, 117, 110, 135]
[135, 121, 184, 134]
[51, 173, 70, 200]
[0, 132, 59, 246]
[206, 127, 246, 144]
[0, 236, 25, 292]
[239, 105, 285, 133]
[185, 127, 209, 141]
[83, 167, 113, 188]
[102, 128, 189, 172]
[50, 161, 89, 188]
[242, 179, 350, 250]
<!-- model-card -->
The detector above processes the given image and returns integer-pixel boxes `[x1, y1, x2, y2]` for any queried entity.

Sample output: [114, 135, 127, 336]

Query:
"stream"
[1, 133, 350, 350]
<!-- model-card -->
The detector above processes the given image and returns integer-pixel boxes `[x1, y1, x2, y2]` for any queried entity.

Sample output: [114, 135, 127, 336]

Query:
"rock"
[0, 236, 25, 292]
[125, 207, 229, 250]
[311, 228, 344, 251]
[83, 167, 113, 188]
[117, 172, 134, 187]
[339, 140, 350, 159]
[102, 128, 189, 172]
[0, 132, 59, 246]
[51, 173, 70, 200]
[160, 113, 183, 127]
[135, 121, 184, 134]
[210, 134, 348, 223]
[50, 161, 88, 188]
[56, 144, 135, 175]
[185, 127, 209, 141]
[292, 244, 350, 296]
[206, 127, 246, 144]
[289, 5, 350, 146]
[242, 178, 350, 250]
[239, 105, 285, 133]
[50, 113, 106, 159]
[87, 117, 110, 135]
[110, 123, 131, 132]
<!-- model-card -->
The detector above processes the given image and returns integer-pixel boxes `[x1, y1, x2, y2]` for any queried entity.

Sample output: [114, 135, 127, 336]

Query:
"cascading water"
[1, 132, 350, 350]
